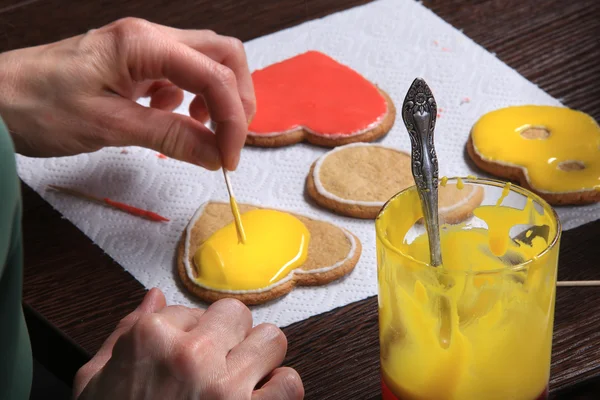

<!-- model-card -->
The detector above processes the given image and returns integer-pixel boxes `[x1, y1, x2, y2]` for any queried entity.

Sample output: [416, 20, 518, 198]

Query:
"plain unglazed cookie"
[177, 201, 361, 305]
[467, 105, 600, 205]
[306, 143, 484, 220]
[246, 51, 396, 147]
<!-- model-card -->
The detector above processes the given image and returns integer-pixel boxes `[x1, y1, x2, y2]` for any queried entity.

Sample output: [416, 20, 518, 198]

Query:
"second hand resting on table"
[0, 17, 304, 399]
[76, 290, 301, 400]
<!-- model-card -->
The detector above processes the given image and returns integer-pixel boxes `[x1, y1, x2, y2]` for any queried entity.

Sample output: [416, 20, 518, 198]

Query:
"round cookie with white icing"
[306, 143, 484, 220]
[246, 51, 396, 147]
[467, 105, 600, 205]
[177, 201, 361, 305]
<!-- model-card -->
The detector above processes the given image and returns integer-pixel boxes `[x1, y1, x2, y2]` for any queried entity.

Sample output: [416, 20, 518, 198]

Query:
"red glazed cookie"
[247, 51, 396, 147]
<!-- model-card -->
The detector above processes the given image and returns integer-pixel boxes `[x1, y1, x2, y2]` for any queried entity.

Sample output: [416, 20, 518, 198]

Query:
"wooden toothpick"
[223, 169, 247, 244]
[557, 281, 600, 287]
[48, 185, 169, 222]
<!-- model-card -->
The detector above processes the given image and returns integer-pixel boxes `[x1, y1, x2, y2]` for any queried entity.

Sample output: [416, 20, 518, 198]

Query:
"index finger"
[150, 26, 256, 122]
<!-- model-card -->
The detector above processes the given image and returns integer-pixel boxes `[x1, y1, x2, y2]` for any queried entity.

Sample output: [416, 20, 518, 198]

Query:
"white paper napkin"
[16, 0, 600, 327]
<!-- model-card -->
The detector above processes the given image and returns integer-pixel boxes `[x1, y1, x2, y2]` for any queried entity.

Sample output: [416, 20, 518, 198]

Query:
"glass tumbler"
[376, 178, 561, 400]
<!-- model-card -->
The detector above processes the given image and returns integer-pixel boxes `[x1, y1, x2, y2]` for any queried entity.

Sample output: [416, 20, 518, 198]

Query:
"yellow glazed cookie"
[468, 105, 600, 205]
[178, 202, 361, 305]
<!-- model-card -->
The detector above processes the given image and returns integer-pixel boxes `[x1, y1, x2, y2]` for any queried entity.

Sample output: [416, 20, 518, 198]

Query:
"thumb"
[73, 288, 166, 398]
[97, 96, 222, 170]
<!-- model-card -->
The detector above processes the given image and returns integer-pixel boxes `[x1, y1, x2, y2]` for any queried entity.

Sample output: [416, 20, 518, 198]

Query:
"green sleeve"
[0, 117, 32, 399]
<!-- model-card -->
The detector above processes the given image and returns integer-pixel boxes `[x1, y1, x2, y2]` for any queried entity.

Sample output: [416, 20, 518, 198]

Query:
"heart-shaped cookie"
[178, 201, 361, 305]
[467, 105, 600, 205]
[247, 51, 396, 147]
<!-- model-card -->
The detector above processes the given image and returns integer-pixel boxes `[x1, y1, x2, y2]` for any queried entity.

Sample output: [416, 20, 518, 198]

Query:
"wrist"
[0, 50, 23, 131]
[0, 46, 43, 153]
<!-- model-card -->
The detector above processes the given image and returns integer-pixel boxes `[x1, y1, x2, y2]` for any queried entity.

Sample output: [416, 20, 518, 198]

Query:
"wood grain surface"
[4, 0, 599, 398]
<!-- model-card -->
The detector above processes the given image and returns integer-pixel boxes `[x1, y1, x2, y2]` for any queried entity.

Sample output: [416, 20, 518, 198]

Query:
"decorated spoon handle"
[401, 78, 443, 267]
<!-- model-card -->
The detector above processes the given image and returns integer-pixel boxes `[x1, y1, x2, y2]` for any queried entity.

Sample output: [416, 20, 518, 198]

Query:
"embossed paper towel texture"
[16, 0, 600, 327]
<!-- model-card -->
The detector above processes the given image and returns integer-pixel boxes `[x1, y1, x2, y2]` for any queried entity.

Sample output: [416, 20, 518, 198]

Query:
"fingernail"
[227, 154, 240, 171]
[193, 145, 221, 170]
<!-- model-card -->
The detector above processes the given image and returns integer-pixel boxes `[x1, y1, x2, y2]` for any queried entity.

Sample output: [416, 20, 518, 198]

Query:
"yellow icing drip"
[472, 105, 600, 193]
[377, 182, 558, 400]
[194, 209, 310, 290]
[456, 177, 464, 189]
[496, 182, 511, 206]
[474, 197, 544, 257]
[229, 196, 246, 244]
[440, 176, 448, 187]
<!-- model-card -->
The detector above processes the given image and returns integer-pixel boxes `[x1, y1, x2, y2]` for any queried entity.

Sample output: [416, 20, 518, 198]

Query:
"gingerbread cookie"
[467, 105, 600, 205]
[306, 143, 484, 220]
[247, 51, 396, 147]
[178, 201, 361, 305]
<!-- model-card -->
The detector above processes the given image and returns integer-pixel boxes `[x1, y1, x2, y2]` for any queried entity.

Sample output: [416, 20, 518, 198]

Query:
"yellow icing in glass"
[377, 181, 558, 400]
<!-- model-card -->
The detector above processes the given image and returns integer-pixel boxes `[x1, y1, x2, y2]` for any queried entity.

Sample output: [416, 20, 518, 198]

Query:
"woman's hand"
[0, 18, 256, 170]
[74, 288, 303, 400]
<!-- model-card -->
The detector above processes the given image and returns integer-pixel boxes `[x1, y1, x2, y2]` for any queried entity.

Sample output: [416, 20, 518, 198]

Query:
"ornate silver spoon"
[401, 78, 443, 267]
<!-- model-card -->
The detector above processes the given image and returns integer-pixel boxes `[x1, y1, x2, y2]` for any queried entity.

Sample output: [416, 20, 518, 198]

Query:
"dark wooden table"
[3, 0, 600, 398]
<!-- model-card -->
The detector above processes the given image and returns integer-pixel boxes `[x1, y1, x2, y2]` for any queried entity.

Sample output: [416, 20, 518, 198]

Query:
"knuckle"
[97, 18, 157, 68]
[159, 116, 191, 159]
[200, 29, 217, 38]
[169, 338, 207, 379]
[111, 17, 153, 36]
[163, 114, 185, 138]
[173, 333, 217, 368]
[185, 332, 216, 354]
[103, 18, 157, 56]
[215, 298, 250, 318]
[226, 37, 245, 54]
[213, 64, 237, 88]
[131, 313, 166, 345]
[257, 323, 287, 349]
